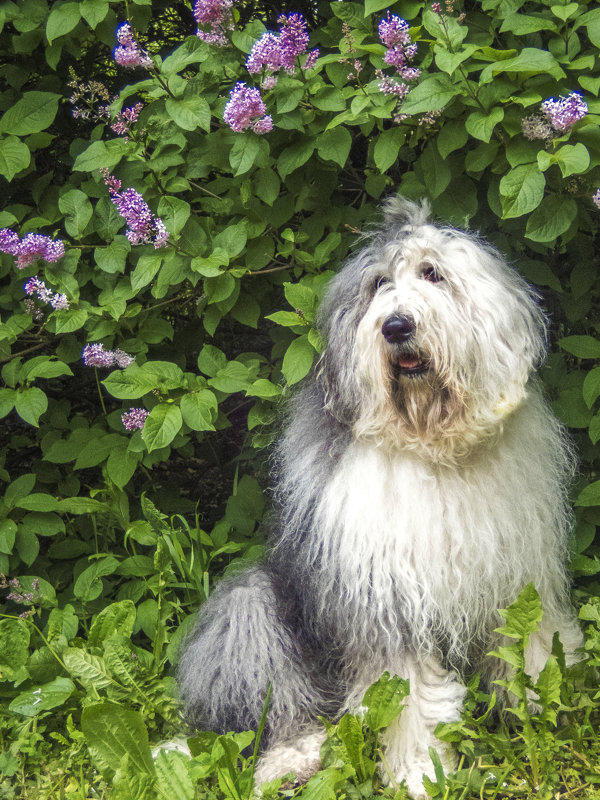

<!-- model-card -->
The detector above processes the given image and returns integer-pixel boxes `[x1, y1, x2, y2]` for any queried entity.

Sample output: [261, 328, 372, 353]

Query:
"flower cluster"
[593, 189, 600, 209]
[246, 13, 318, 87]
[377, 13, 419, 102]
[193, 0, 234, 46]
[82, 343, 135, 368]
[541, 92, 587, 131]
[101, 170, 169, 248]
[24, 276, 69, 310]
[5, 576, 41, 605]
[111, 103, 144, 139]
[522, 92, 587, 141]
[68, 71, 114, 122]
[114, 22, 153, 69]
[224, 83, 273, 133]
[122, 407, 149, 431]
[0, 229, 65, 270]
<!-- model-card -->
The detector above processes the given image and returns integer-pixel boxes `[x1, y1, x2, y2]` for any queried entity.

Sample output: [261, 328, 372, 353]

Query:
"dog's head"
[316, 198, 547, 455]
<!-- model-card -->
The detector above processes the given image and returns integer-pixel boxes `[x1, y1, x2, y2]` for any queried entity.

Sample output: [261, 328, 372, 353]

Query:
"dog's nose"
[382, 314, 416, 343]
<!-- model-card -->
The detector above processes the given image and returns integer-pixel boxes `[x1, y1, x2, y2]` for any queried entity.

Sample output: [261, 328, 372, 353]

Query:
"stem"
[188, 179, 221, 200]
[245, 263, 292, 276]
[0, 613, 68, 672]
[94, 368, 108, 415]
[151, 69, 177, 99]
[1, 341, 48, 363]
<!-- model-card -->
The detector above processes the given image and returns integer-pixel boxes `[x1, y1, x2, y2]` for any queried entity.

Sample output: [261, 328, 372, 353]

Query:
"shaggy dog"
[178, 198, 582, 797]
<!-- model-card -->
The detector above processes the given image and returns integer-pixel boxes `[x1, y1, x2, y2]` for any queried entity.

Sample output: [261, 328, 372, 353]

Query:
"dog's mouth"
[395, 351, 429, 377]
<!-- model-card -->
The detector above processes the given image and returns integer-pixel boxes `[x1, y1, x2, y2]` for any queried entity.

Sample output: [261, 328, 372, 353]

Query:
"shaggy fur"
[178, 198, 582, 797]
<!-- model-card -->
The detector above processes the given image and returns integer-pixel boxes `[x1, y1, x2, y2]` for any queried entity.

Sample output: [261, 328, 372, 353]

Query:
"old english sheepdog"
[178, 198, 582, 797]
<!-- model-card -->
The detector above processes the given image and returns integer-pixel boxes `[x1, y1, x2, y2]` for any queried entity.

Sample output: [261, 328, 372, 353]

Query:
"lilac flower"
[1, 230, 65, 269]
[376, 12, 419, 105]
[101, 170, 169, 248]
[0, 228, 20, 254]
[593, 189, 600, 209]
[193, 0, 234, 46]
[541, 92, 587, 131]
[23, 276, 69, 310]
[114, 23, 153, 69]
[111, 103, 143, 138]
[245, 13, 318, 85]
[521, 113, 554, 141]
[224, 83, 273, 134]
[432, 2, 442, 12]
[122, 407, 149, 431]
[82, 343, 135, 368]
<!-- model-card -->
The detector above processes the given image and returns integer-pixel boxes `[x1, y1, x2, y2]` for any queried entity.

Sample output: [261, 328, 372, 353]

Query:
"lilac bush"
[223, 83, 273, 133]
[114, 22, 153, 69]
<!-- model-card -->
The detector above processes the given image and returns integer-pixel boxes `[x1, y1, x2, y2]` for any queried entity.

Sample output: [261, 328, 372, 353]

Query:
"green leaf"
[415, 144, 451, 199]
[229, 133, 261, 176]
[374, 127, 404, 173]
[14, 386, 47, 427]
[180, 390, 217, 431]
[317, 127, 352, 168]
[437, 120, 468, 159]
[72, 139, 131, 172]
[0, 520, 17, 554]
[576, 480, 600, 507]
[336, 715, 369, 779]
[103, 366, 158, 399]
[63, 648, 113, 689]
[0, 619, 30, 681]
[142, 404, 183, 452]
[480, 48, 565, 83]
[107, 447, 139, 488]
[499, 13, 556, 35]
[0, 92, 61, 136]
[9, 677, 75, 716]
[15, 493, 60, 512]
[495, 583, 542, 643]
[208, 361, 250, 393]
[80, 0, 109, 28]
[583, 367, 600, 409]
[553, 143, 590, 178]
[46, 2, 80, 42]
[198, 345, 227, 377]
[57, 497, 106, 514]
[525, 195, 577, 243]
[60, 188, 94, 237]
[157, 196, 190, 236]
[88, 600, 135, 647]
[82, 703, 155, 781]
[364, 0, 393, 14]
[534, 655, 561, 720]
[21, 356, 73, 382]
[253, 168, 280, 206]
[281, 334, 316, 386]
[559, 335, 600, 359]
[363, 672, 409, 731]
[398, 74, 460, 115]
[52, 309, 88, 334]
[312, 86, 346, 112]
[0, 135, 31, 181]
[465, 107, 504, 143]
[278, 140, 315, 180]
[165, 96, 210, 132]
[73, 557, 120, 602]
[499, 164, 545, 219]
[154, 749, 195, 800]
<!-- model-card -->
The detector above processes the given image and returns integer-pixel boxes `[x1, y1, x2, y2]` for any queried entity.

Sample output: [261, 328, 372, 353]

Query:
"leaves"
[81, 704, 155, 781]
[0, 92, 61, 135]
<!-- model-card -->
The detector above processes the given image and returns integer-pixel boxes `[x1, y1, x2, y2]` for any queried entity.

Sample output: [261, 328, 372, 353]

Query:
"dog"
[178, 198, 582, 797]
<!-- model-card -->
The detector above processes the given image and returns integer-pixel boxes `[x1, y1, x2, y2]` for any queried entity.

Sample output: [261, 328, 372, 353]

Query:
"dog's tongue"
[398, 355, 420, 369]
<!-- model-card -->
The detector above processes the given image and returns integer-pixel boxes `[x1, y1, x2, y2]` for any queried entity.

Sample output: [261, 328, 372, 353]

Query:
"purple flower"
[432, 2, 442, 12]
[541, 92, 587, 131]
[377, 12, 419, 103]
[379, 13, 411, 49]
[114, 23, 153, 69]
[593, 189, 600, 209]
[122, 407, 149, 431]
[111, 103, 143, 138]
[193, 0, 234, 46]
[23, 276, 69, 310]
[224, 83, 273, 134]
[0, 228, 20, 254]
[377, 71, 410, 98]
[82, 343, 135, 368]
[245, 13, 318, 83]
[1, 231, 65, 269]
[101, 170, 169, 248]
[82, 343, 114, 367]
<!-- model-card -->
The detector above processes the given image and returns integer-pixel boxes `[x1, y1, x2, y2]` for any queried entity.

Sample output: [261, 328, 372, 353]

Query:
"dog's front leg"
[378, 655, 465, 799]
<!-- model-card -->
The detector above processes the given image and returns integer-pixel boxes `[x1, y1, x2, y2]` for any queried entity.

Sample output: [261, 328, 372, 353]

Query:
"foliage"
[1, 0, 600, 796]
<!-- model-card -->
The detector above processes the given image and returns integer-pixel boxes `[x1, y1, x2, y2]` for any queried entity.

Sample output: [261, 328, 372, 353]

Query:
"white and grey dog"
[178, 198, 582, 797]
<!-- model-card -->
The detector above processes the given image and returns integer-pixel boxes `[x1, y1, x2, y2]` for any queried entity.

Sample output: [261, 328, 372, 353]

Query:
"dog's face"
[317, 200, 546, 454]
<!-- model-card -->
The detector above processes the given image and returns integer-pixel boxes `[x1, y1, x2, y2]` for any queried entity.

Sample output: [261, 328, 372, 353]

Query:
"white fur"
[179, 198, 583, 798]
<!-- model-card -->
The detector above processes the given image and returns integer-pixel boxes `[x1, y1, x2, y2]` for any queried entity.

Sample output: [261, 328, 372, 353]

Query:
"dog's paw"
[254, 732, 324, 787]
[395, 764, 430, 799]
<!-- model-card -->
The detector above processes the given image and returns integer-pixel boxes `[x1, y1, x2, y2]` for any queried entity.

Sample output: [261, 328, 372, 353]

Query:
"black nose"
[381, 314, 416, 344]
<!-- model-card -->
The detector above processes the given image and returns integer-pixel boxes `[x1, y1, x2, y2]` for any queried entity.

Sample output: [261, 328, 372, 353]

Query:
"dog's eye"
[373, 276, 390, 292]
[422, 265, 443, 283]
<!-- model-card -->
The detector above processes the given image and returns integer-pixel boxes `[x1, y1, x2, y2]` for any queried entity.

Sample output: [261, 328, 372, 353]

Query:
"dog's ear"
[382, 196, 431, 228]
